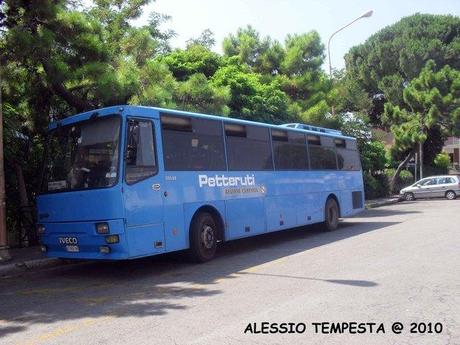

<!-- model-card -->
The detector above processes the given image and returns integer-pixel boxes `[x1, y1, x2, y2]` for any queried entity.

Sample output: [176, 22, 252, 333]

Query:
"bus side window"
[336, 139, 361, 171]
[125, 119, 157, 184]
[161, 115, 226, 171]
[272, 130, 308, 170]
[225, 124, 273, 171]
[308, 135, 337, 170]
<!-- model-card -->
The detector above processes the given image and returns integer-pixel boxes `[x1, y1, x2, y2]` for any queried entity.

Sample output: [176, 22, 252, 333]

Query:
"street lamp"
[327, 10, 373, 78]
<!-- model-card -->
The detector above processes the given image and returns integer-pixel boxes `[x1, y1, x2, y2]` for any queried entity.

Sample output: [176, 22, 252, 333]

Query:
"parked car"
[400, 175, 460, 201]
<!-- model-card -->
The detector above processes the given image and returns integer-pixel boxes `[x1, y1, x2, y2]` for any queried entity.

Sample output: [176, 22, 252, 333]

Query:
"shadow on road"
[237, 272, 378, 287]
[0, 214, 399, 338]
[361, 207, 422, 217]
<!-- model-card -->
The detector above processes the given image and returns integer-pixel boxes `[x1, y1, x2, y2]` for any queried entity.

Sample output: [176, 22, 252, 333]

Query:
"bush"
[364, 172, 390, 199]
[433, 152, 450, 171]
[360, 140, 387, 173]
[385, 168, 414, 193]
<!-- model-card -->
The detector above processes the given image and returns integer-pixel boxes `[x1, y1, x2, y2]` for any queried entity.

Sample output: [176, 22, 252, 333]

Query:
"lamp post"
[327, 10, 373, 79]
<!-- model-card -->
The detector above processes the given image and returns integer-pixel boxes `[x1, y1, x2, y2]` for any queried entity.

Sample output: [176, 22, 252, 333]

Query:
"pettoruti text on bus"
[198, 174, 256, 188]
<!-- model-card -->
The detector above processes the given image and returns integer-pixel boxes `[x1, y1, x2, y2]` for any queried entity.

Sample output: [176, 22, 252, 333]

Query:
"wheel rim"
[406, 193, 413, 201]
[447, 192, 455, 199]
[201, 225, 215, 249]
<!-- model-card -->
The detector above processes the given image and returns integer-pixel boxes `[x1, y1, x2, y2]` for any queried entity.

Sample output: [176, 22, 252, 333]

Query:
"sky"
[134, 0, 460, 71]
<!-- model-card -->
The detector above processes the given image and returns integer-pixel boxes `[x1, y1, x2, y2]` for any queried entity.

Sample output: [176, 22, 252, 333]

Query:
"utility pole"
[419, 142, 423, 180]
[0, 69, 11, 261]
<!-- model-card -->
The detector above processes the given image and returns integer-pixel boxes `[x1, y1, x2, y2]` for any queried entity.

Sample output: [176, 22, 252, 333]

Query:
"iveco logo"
[59, 237, 78, 245]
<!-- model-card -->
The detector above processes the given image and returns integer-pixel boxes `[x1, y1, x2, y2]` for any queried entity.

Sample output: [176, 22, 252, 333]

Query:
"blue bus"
[37, 105, 364, 262]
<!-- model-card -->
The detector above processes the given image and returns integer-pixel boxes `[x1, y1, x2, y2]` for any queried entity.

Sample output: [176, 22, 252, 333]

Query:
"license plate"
[65, 245, 79, 252]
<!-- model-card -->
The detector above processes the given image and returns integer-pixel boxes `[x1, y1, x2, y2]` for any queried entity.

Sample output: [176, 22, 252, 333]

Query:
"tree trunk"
[419, 141, 424, 179]
[0, 70, 10, 260]
[13, 161, 34, 246]
[390, 151, 414, 194]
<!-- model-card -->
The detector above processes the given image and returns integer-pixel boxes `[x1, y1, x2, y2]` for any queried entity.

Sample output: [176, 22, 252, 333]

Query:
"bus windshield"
[43, 116, 121, 193]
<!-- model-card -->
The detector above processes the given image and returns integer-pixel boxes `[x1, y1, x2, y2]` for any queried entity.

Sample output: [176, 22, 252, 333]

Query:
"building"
[443, 137, 460, 174]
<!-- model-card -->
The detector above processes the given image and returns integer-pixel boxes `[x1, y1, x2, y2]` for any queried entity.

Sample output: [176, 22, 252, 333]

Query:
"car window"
[421, 178, 436, 186]
[436, 177, 455, 184]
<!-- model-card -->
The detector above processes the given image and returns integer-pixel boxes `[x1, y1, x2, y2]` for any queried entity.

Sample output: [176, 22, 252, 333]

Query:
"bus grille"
[352, 191, 363, 209]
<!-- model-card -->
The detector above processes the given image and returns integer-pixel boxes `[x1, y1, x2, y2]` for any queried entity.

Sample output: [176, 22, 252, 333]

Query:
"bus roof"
[49, 105, 356, 140]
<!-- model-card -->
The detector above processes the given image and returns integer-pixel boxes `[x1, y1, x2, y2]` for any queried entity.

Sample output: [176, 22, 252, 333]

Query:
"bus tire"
[189, 212, 217, 263]
[323, 198, 339, 231]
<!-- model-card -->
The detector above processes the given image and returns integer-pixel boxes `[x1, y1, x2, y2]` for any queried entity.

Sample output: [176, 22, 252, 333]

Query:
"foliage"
[360, 140, 387, 173]
[346, 13, 460, 110]
[433, 152, 451, 170]
[364, 172, 389, 199]
[383, 60, 460, 156]
[174, 73, 230, 115]
[161, 45, 222, 81]
[186, 29, 216, 49]
[385, 168, 414, 192]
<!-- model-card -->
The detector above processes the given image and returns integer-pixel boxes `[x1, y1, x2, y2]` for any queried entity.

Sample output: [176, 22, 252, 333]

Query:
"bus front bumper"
[38, 219, 129, 260]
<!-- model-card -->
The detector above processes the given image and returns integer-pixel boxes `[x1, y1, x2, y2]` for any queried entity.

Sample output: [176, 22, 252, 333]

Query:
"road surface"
[1, 200, 459, 345]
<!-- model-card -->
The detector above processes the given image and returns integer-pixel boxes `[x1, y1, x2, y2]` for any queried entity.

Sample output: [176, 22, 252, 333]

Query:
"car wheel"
[324, 198, 339, 231]
[404, 192, 415, 201]
[445, 190, 457, 200]
[189, 212, 217, 262]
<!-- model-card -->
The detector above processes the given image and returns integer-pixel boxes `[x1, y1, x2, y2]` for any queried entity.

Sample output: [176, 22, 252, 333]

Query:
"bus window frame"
[124, 117, 159, 185]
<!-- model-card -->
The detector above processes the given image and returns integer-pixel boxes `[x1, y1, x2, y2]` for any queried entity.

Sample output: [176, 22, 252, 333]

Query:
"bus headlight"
[99, 246, 111, 254]
[105, 235, 119, 244]
[96, 222, 109, 234]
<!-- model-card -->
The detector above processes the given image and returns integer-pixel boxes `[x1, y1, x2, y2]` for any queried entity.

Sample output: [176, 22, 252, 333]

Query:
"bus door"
[123, 118, 165, 257]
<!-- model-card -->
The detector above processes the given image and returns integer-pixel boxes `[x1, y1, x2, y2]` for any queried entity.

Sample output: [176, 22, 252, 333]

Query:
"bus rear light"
[37, 224, 46, 235]
[105, 235, 119, 244]
[96, 222, 109, 234]
[99, 246, 111, 254]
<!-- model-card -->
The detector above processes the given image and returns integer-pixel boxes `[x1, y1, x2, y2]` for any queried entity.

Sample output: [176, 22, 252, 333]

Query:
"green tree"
[383, 60, 460, 191]
[212, 60, 290, 123]
[174, 73, 230, 115]
[186, 29, 215, 49]
[223, 25, 284, 75]
[346, 13, 460, 112]
[161, 45, 222, 81]
[281, 32, 324, 77]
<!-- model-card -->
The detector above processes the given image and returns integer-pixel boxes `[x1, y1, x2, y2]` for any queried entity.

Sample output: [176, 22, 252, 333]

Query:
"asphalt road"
[1, 200, 459, 345]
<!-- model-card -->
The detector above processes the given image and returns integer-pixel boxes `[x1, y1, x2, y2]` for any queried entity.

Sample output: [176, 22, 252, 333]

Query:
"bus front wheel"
[189, 212, 217, 262]
[324, 198, 339, 231]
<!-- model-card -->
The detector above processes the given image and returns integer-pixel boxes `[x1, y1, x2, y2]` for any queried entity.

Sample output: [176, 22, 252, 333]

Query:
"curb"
[365, 198, 401, 209]
[0, 257, 62, 276]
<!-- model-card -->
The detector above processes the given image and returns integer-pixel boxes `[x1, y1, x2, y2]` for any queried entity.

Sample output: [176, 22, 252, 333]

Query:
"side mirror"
[416, 183, 421, 187]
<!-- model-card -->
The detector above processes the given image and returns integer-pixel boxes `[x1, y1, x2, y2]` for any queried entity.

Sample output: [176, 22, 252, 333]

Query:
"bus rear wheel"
[324, 198, 339, 231]
[189, 212, 217, 262]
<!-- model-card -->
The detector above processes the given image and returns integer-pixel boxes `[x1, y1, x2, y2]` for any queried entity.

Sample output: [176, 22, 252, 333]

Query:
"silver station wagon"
[400, 175, 460, 201]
